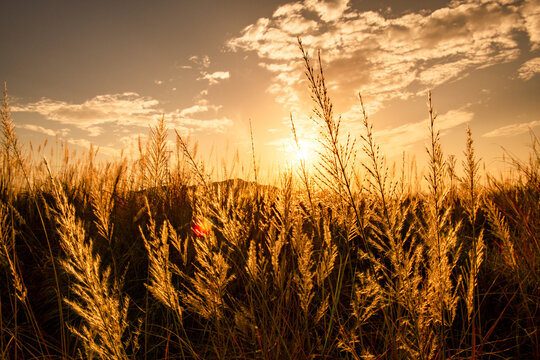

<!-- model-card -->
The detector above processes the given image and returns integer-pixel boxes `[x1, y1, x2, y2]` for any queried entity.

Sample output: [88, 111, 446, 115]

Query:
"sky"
[1, 0, 539, 178]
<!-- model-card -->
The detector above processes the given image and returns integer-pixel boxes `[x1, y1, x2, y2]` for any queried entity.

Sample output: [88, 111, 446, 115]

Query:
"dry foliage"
[0, 45, 538, 360]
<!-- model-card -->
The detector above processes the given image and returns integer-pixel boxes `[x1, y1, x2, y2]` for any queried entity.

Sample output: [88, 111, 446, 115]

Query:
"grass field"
[0, 44, 538, 359]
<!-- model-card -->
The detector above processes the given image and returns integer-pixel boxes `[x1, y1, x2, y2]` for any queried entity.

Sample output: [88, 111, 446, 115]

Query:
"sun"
[292, 139, 315, 164]
[285, 138, 315, 166]
[296, 146, 310, 162]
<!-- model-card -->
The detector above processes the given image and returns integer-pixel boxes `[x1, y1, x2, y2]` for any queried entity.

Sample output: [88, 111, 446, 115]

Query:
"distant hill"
[139, 178, 278, 195]
[206, 178, 277, 193]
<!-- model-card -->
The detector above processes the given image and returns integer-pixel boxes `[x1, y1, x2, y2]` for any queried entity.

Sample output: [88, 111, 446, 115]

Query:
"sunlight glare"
[292, 139, 314, 165]
[296, 146, 310, 162]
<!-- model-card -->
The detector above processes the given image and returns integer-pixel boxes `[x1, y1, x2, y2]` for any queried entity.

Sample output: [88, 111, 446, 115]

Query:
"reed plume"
[48, 173, 136, 360]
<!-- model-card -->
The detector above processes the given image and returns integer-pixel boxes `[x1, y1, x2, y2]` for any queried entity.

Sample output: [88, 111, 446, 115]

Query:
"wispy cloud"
[483, 119, 540, 138]
[12, 92, 162, 131]
[172, 117, 233, 134]
[229, 0, 533, 114]
[189, 55, 211, 68]
[270, 108, 473, 157]
[68, 138, 93, 148]
[67, 138, 120, 158]
[175, 55, 212, 72]
[304, 0, 350, 22]
[522, 0, 540, 50]
[374, 109, 474, 154]
[179, 99, 222, 117]
[13, 92, 233, 143]
[517, 57, 540, 80]
[86, 126, 104, 137]
[18, 124, 58, 137]
[198, 71, 230, 85]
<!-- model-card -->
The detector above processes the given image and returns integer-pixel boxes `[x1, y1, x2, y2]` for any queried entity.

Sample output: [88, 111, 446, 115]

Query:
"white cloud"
[521, 0, 540, 49]
[154, 80, 163, 85]
[86, 126, 104, 137]
[483, 119, 540, 138]
[18, 124, 57, 136]
[13, 92, 233, 136]
[228, 0, 532, 115]
[305, 0, 350, 22]
[267, 107, 473, 158]
[178, 99, 222, 117]
[272, 2, 320, 35]
[171, 117, 233, 134]
[12, 92, 162, 129]
[517, 57, 540, 80]
[273, 2, 304, 18]
[175, 55, 211, 72]
[68, 138, 94, 149]
[374, 109, 474, 154]
[67, 138, 119, 158]
[189, 55, 211, 68]
[198, 71, 231, 85]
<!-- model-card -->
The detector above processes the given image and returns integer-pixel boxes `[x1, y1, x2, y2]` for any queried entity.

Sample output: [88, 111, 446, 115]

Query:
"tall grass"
[47, 172, 138, 360]
[0, 44, 538, 360]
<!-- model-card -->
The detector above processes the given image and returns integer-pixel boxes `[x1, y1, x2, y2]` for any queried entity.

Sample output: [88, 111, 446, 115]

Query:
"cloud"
[189, 55, 211, 68]
[67, 138, 120, 158]
[86, 126, 104, 137]
[228, 0, 532, 114]
[521, 0, 540, 49]
[18, 124, 58, 136]
[68, 138, 92, 147]
[517, 57, 540, 80]
[119, 133, 144, 147]
[12, 92, 162, 130]
[198, 71, 230, 85]
[272, 3, 320, 35]
[171, 117, 233, 134]
[13, 92, 233, 137]
[169, 100, 233, 134]
[269, 108, 473, 158]
[179, 99, 222, 117]
[305, 0, 350, 22]
[483, 119, 540, 138]
[175, 55, 211, 71]
[154, 80, 163, 85]
[68, 138, 94, 149]
[374, 109, 474, 154]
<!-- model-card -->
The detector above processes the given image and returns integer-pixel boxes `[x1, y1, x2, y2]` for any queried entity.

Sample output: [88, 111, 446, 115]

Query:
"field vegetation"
[0, 42, 538, 359]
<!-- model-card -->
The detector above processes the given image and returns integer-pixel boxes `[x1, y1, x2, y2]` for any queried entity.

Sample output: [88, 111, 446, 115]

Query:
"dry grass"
[0, 44, 538, 360]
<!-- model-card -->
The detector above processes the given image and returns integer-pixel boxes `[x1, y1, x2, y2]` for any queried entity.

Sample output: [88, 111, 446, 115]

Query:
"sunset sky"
[2, 0, 539, 177]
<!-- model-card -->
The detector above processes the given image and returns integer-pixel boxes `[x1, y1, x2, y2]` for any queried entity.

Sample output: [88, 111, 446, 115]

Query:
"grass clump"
[0, 44, 538, 360]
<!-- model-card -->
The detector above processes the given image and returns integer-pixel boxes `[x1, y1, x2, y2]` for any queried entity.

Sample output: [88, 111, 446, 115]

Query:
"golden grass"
[0, 45, 538, 359]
